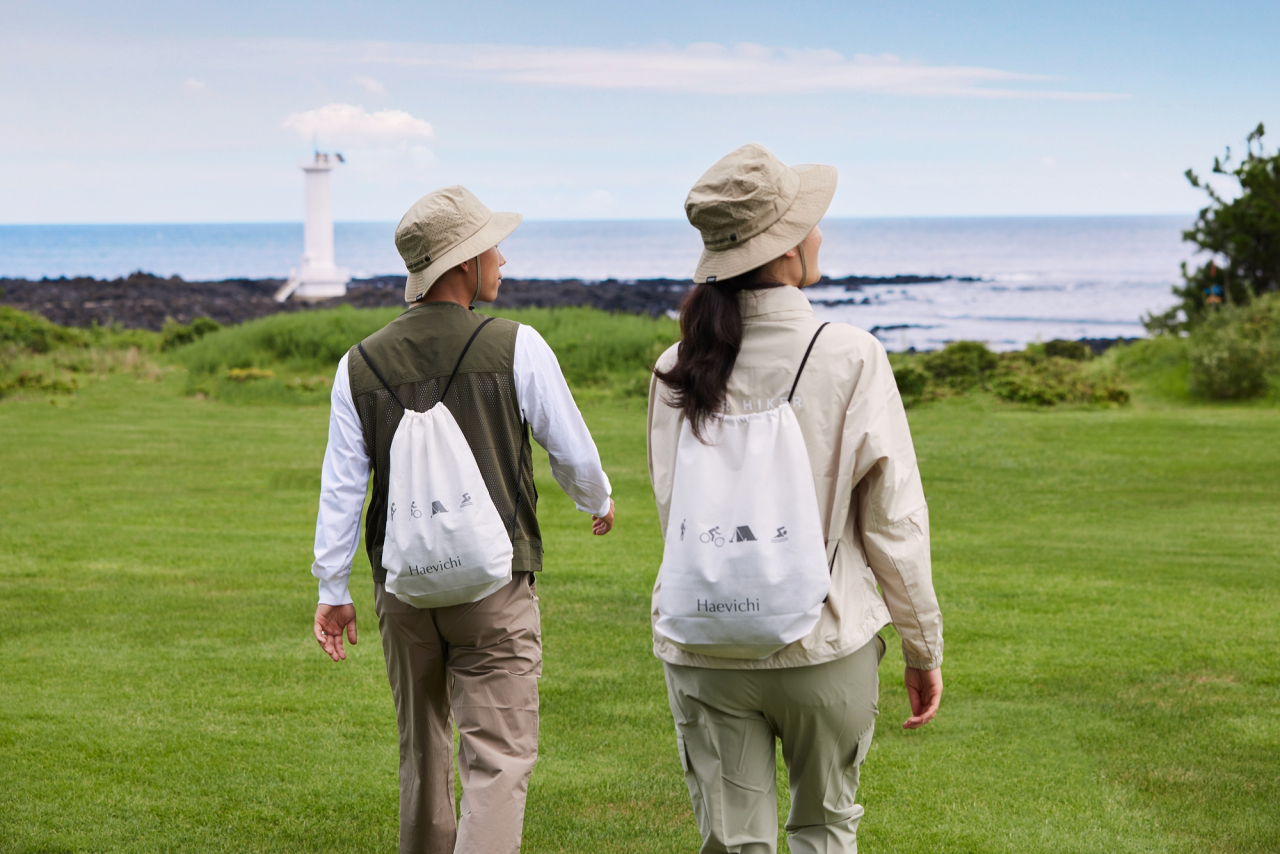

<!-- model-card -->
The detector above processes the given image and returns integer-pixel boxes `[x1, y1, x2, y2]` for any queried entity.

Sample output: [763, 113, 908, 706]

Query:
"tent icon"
[730, 526, 757, 543]
[430, 501, 448, 516]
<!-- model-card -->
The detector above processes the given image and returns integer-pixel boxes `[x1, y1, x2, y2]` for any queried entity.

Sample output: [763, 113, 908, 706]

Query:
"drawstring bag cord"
[357, 316, 496, 412]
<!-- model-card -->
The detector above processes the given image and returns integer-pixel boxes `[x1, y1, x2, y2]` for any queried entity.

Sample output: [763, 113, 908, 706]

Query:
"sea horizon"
[1, 215, 1198, 350]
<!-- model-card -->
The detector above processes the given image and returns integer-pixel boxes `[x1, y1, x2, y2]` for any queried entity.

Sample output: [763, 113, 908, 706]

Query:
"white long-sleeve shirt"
[312, 324, 613, 606]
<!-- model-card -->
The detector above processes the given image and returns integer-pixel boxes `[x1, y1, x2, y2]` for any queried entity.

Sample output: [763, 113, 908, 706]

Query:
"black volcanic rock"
[0, 272, 292, 330]
[0, 271, 980, 331]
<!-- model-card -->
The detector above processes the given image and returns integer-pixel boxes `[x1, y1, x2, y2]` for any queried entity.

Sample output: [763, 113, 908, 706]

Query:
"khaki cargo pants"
[664, 636, 884, 854]
[375, 574, 541, 854]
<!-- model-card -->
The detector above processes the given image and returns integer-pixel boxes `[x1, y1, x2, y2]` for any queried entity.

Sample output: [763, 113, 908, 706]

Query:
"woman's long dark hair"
[654, 267, 782, 440]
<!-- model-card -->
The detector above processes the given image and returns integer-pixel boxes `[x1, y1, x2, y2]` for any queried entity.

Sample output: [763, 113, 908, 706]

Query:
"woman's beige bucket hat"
[395, 185, 523, 302]
[685, 144, 837, 284]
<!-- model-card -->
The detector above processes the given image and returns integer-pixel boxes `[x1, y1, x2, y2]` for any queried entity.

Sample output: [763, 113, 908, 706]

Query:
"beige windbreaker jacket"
[647, 286, 944, 671]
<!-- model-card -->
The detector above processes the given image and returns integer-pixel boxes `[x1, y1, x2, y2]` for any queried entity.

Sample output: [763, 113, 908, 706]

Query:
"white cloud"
[374, 42, 1127, 100]
[281, 103, 434, 148]
[354, 75, 387, 95]
[182, 78, 206, 93]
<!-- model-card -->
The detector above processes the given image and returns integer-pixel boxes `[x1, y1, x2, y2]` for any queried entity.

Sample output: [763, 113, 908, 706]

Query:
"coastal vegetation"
[1145, 124, 1280, 332]
[1127, 123, 1280, 403]
[2, 331, 1276, 852]
[1, 304, 679, 404]
[10, 298, 1280, 407]
[1124, 292, 1280, 402]
[0, 305, 164, 399]
[889, 339, 1130, 408]
[165, 304, 678, 401]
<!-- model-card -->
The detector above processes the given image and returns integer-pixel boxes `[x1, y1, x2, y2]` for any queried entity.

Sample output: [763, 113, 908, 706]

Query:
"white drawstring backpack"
[358, 317, 527, 609]
[656, 323, 833, 659]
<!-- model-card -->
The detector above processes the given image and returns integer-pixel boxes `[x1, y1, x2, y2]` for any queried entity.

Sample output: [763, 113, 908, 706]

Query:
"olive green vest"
[348, 302, 541, 584]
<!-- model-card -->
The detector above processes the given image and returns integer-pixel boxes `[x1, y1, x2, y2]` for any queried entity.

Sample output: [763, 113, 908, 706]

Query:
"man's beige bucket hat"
[685, 144, 837, 284]
[395, 185, 523, 302]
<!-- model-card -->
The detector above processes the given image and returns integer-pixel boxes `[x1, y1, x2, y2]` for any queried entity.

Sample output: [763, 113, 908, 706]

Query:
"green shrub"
[923, 341, 999, 391]
[892, 363, 930, 403]
[892, 340, 1129, 407]
[0, 306, 160, 355]
[160, 316, 222, 351]
[171, 306, 401, 379]
[0, 306, 88, 353]
[1188, 327, 1269, 399]
[1106, 335, 1191, 401]
[1186, 294, 1280, 400]
[1044, 339, 1093, 361]
[1151, 124, 1280, 330]
[0, 307, 166, 401]
[0, 369, 78, 400]
[990, 352, 1129, 405]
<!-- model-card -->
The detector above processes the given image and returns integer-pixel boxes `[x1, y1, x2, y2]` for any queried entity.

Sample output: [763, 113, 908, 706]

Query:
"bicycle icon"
[409, 501, 423, 519]
[699, 526, 726, 548]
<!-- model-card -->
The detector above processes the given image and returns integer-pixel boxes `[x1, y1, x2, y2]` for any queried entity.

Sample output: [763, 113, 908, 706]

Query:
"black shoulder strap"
[441, 316, 496, 400]
[787, 322, 830, 403]
[357, 342, 405, 410]
[356, 315, 497, 411]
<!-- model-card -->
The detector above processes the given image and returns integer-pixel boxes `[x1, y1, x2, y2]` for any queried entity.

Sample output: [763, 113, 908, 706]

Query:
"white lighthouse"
[274, 152, 351, 302]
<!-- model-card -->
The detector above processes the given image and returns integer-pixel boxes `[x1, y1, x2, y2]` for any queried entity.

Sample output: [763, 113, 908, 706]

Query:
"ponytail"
[654, 268, 781, 440]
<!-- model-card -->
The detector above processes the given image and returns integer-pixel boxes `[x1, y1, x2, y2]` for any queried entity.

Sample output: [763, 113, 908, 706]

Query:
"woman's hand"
[592, 499, 615, 536]
[903, 666, 943, 729]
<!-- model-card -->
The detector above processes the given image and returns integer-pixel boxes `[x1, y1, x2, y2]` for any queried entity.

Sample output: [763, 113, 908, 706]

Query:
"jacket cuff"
[903, 648, 943, 671]
[318, 575, 354, 606]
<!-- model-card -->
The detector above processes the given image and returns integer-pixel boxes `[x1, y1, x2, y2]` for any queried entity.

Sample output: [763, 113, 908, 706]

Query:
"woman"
[647, 144, 944, 853]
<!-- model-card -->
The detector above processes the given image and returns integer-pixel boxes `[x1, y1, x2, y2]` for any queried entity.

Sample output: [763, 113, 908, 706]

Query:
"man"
[310, 185, 615, 854]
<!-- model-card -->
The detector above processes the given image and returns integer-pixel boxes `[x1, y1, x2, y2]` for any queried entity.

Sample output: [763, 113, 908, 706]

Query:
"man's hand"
[592, 499, 615, 536]
[903, 666, 943, 729]
[315, 604, 357, 662]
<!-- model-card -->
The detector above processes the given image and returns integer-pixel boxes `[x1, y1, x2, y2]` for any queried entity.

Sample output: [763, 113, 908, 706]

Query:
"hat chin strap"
[473, 256, 483, 305]
[797, 244, 809, 288]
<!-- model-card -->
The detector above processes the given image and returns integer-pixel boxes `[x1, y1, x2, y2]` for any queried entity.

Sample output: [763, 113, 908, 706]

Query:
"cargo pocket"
[676, 733, 692, 773]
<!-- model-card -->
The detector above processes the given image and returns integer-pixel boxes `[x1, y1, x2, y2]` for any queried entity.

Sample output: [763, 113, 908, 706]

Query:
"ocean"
[0, 216, 1195, 350]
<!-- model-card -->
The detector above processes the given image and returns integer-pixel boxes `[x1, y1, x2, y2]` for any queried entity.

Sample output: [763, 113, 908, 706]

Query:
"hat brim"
[404, 211, 523, 302]
[692, 164, 836, 284]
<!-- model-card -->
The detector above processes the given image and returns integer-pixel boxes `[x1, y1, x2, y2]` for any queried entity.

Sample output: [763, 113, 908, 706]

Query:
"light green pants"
[664, 636, 884, 854]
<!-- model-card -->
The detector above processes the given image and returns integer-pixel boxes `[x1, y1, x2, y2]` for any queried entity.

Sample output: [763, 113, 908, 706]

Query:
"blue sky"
[3, 0, 1278, 223]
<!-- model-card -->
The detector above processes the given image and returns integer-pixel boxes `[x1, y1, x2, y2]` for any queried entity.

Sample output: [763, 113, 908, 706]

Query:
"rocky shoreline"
[0, 271, 960, 330]
[0, 272, 1138, 353]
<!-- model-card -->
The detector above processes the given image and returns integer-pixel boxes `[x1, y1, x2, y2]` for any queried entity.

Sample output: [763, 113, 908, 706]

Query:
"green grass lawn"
[2, 368, 1278, 852]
